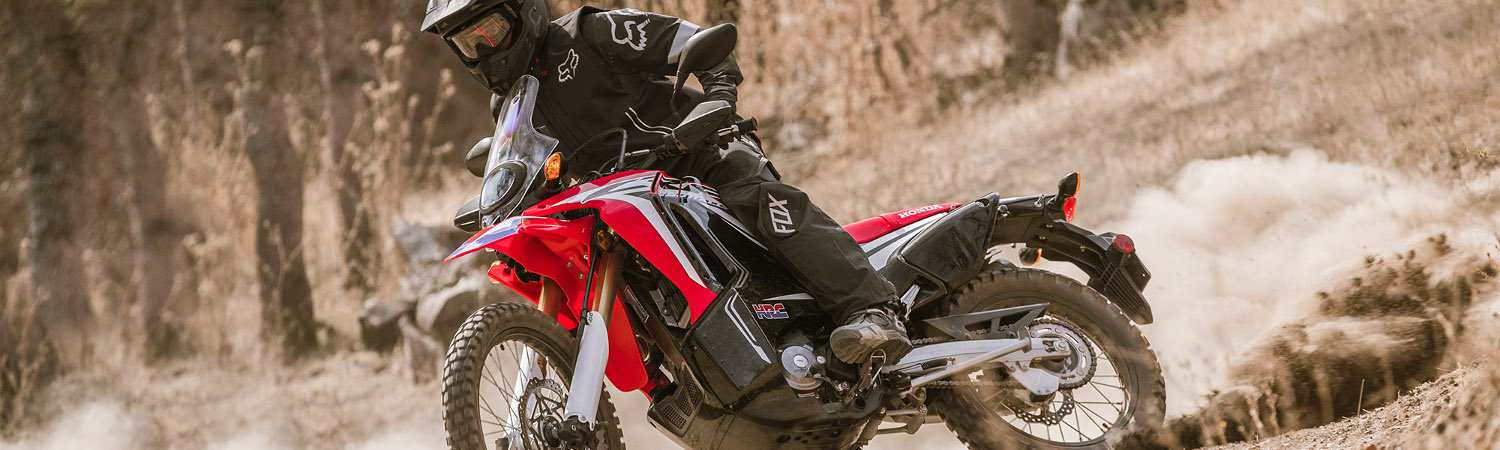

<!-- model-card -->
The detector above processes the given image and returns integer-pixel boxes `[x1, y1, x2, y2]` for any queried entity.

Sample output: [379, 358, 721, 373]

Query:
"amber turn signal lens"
[544, 152, 563, 181]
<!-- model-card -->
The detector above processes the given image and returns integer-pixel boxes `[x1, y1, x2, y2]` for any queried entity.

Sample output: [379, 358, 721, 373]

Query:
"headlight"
[480, 161, 528, 213]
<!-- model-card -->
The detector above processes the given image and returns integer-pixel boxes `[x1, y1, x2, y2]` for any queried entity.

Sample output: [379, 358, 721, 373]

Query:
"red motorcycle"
[442, 27, 1162, 450]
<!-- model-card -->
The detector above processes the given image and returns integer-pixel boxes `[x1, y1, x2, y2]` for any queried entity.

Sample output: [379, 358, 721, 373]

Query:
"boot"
[830, 304, 912, 364]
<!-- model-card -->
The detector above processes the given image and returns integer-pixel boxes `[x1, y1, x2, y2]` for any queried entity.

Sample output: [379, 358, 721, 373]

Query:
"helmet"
[421, 0, 548, 94]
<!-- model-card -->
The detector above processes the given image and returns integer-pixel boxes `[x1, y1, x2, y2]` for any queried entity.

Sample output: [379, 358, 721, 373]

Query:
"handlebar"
[629, 117, 758, 160]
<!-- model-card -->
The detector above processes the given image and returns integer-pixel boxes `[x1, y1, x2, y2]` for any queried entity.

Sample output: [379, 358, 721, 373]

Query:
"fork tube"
[563, 247, 627, 425]
[538, 278, 563, 318]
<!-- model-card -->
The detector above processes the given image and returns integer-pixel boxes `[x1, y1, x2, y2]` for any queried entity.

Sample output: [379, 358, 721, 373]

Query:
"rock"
[358, 298, 412, 353]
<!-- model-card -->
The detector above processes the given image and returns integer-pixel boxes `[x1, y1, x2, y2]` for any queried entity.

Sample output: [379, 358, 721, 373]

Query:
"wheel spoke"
[1076, 401, 1114, 428]
[1088, 381, 1126, 390]
[1088, 383, 1126, 413]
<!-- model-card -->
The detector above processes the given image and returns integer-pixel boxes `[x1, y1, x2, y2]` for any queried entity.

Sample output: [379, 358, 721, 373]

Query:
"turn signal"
[1112, 234, 1135, 253]
[544, 152, 563, 181]
[1058, 172, 1081, 198]
[1062, 197, 1077, 222]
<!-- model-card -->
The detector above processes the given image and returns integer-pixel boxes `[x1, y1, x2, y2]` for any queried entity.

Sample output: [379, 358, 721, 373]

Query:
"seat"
[841, 203, 963, 244]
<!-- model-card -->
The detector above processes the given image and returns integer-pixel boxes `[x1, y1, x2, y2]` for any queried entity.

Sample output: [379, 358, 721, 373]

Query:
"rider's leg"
[652, 137, 912, 363]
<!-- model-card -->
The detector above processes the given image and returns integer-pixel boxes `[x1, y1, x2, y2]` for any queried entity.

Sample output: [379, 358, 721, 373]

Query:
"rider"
[422, 0, 911, 364]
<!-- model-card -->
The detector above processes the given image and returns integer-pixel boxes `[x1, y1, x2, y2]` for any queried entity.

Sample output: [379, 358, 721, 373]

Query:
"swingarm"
[885, 304, 1079, 397]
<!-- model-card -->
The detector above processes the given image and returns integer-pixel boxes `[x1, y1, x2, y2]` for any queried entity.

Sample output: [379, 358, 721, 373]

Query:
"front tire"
[926, 265, 1165, 449]
[443, 302, 626, 450]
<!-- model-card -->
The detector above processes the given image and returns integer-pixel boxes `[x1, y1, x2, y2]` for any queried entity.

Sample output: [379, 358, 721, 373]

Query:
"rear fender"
[987, 195, 1154, 324]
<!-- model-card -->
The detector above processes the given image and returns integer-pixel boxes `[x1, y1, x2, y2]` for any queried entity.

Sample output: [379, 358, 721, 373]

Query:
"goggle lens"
[448, 13, 513, 60]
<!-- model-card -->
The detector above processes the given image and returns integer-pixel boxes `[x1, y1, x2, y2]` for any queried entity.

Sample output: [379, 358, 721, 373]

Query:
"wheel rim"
[476, 335, 572, 450]
[958, 298, 1138, 446]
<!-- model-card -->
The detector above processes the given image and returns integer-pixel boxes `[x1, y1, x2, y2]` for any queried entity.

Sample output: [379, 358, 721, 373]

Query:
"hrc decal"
[752, 303, 789, 320]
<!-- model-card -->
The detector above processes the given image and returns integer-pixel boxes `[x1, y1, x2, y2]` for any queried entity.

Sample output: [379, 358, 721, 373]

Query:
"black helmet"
[422, 0, 548, 94]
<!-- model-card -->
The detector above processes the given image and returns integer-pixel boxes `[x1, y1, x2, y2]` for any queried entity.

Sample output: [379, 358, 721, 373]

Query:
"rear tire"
[443, 302, 626, 450]
[926, 265, 1165, 449]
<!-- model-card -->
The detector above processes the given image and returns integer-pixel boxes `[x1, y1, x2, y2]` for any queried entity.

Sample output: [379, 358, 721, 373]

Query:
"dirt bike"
[441, 25, 1163, 450]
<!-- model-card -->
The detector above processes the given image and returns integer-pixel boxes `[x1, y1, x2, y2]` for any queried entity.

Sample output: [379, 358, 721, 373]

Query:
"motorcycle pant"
[648, 135, 898, 322]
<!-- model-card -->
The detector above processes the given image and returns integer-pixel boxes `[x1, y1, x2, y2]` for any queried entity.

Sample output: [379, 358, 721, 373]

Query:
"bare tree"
[235, 0, 319, 359]
[312, 0, 380, 297]
[11, 0, 95, 332]
[83, 2, 194, 360]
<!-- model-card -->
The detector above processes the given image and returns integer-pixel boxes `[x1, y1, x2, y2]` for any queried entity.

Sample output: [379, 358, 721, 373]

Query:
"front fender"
[446, 215, 651, 392]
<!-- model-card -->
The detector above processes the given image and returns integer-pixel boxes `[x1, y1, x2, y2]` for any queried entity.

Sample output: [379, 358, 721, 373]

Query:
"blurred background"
[1, 0, 1498, 448]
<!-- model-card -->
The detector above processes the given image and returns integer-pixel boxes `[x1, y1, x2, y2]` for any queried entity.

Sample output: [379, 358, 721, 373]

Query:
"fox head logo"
[606, 12, 650, 51]
[557, 49, 579, 83]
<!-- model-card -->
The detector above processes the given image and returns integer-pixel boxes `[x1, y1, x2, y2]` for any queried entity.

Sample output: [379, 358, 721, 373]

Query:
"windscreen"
[479, 75, 558, 224]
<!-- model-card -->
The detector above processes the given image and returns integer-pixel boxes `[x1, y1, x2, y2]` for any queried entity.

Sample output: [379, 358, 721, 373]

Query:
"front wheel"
[442, 302, 625, 450]
[927, 265, 1165, 449]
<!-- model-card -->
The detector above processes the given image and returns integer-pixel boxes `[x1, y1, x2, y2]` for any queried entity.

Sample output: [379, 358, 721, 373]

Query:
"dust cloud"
[1108, 149, 1498, 416]
[0, 402, 150, 450]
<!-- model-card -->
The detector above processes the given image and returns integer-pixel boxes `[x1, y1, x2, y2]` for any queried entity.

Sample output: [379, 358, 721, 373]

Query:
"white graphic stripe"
[725, 296, 772, 363]
[667, 21, 702, 64]
[592, 188, 707, 287]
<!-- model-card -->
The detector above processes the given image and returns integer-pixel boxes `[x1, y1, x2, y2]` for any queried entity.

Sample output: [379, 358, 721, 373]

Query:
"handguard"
[667, 100, 735, 152]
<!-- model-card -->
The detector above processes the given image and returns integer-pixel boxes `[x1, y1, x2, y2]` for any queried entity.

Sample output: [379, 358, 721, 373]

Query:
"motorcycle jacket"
[493, 7, 744, 173]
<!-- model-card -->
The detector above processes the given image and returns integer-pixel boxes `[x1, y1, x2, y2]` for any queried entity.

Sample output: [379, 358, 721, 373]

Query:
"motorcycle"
[441, 24, 1163, 450]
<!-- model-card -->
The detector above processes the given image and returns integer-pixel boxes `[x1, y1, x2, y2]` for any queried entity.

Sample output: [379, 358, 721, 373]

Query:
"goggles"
[448, 11, 514, 61]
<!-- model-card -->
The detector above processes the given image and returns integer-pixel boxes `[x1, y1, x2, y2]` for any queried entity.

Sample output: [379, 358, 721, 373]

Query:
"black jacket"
[491, 7, 744, 173]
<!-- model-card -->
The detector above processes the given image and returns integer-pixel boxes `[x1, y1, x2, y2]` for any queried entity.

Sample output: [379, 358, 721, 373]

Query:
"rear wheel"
[926, 265, 1164, 449]
[443, 302, 625, 450]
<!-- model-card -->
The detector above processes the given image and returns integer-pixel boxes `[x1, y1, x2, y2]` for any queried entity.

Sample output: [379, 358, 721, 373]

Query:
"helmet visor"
[448, 12, 514, 61]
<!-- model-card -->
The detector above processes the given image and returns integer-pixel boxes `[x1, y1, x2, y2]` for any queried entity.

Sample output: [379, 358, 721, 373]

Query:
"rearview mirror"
[676, 23, 738, 74]
[671, 24, 737, 114]
[465, 137, 493, 177]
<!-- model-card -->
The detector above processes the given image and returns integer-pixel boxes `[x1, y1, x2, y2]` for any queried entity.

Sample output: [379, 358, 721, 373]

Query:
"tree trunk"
[705, 0, 740, 24]
[1000, 0, 1063, 80]
[12, 0, 95, 331]
[236, 0, 319, 360]
[105, 4, 188, 360]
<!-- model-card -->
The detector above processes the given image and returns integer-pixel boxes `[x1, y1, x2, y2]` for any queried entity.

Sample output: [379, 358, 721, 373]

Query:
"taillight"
[1112, 234, 1135, 253]
[1062, 197, 1077, 222]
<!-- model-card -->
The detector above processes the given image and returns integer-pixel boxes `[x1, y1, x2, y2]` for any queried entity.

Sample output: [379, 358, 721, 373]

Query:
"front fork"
[561, 244, 627, 435]
[502, 243, 625, 448]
